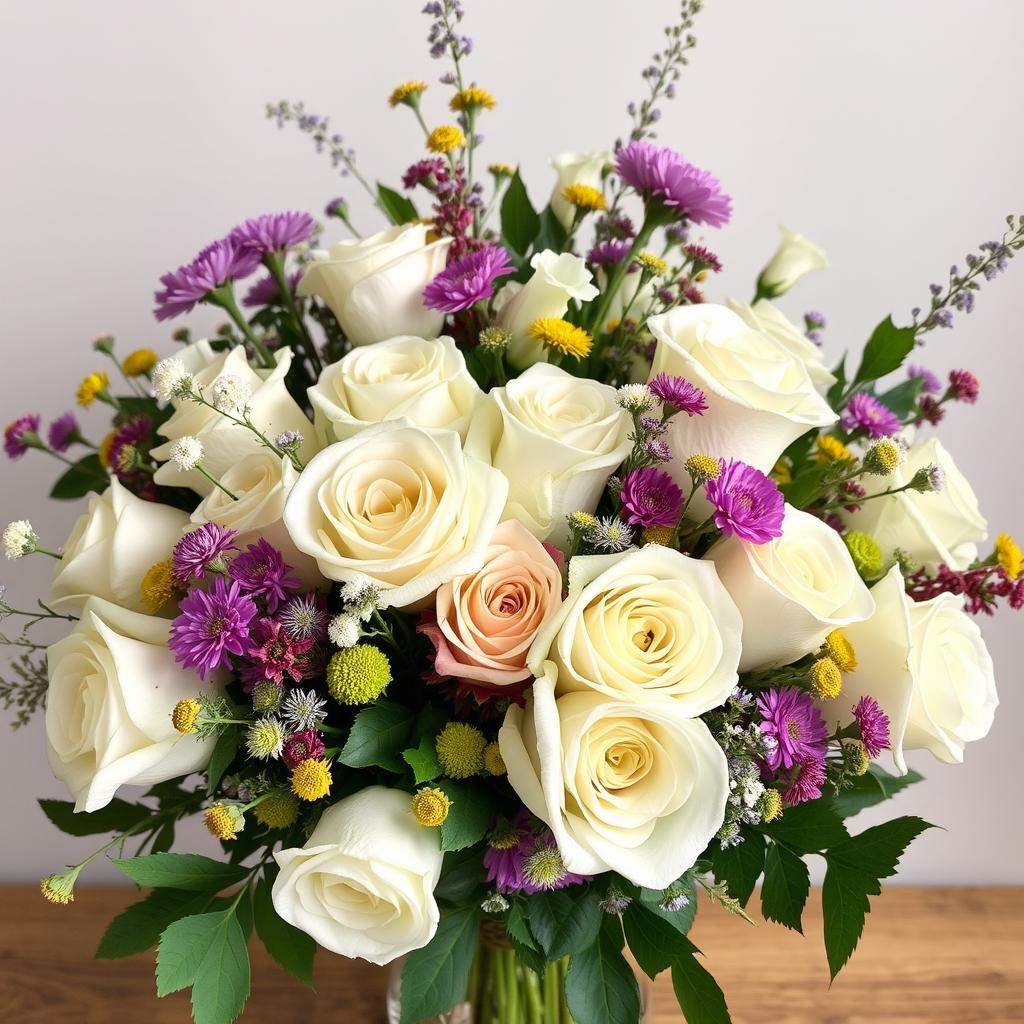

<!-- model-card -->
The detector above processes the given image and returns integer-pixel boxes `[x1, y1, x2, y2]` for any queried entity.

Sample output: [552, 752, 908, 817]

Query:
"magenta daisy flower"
[852, 695, 891, 758]
[705, 459, 785, 544]
[171, 523, 237, 583]
[648, 373, 707, 416]
[948, 368, 980, 404]
[282, 728, 326, 769]
[46, 413, 80, 453]
[154, 237, 262, 321]
[840, 393, 901, 438]
[423, 244, 515, 313]
[243, 270, 302, 308]
[230, 211, 316, 255]
[619, 467, 684, 528]
[587, 240, 633, 266]
[245, 617, 315, 685]
[4, 415, 41, 459]
[483, 814, 531, 894]
[107, 417, 152, 478]
[228, 538, 301, 613]
[783, 755, 827, 806]
[169, 576, 257, 678]
[756, 687, 829, 771]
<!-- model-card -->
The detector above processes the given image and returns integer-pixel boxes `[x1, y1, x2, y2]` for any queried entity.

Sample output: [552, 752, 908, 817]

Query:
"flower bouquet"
[3, 2, 1019, 1022]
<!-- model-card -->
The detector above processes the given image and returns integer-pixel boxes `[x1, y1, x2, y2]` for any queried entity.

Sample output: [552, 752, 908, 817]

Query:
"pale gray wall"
[0, 0, 1020, 884]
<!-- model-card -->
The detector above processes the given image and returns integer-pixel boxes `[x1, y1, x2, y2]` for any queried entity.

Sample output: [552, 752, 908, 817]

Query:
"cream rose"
[708, 504, 875, 671]
[272, 787, 442, 965]
[647, 304, 837, 488]
[499, 667, 730, 887]
[548, 150, 610, 229]
[45, 597, 219, 812]
[834, 566, 998, 772]
[755, 225, 828, 298]
[841, 436, 987, 571]
[465, 364, 632, 547]
[282, 420, 508, 608]
[528, 547, 742, 715]
[420, 519, 563, 689]
[151, 339, 316, 496]
[495, 250, 599, 368]
[726, 298, 835, 389]
[49, 477, 189, 615]
[308, 334, 483, 444]
[297, 224, 452, 347]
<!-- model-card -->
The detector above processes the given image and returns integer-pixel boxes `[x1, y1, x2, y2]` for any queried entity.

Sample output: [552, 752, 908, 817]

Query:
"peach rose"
[420, 520, 563, 689]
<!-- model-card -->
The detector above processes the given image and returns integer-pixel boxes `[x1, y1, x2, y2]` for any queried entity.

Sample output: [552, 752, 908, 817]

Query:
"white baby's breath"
[210, 373, 251, 414]
[169, 436, 204, 472]
[327, 613, 360, 648]
[151, 357, 193, 402]
[3, 519, 38, 559]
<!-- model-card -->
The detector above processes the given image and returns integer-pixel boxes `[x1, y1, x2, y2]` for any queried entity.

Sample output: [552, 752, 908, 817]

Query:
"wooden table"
[1, 886, 1021, 1022]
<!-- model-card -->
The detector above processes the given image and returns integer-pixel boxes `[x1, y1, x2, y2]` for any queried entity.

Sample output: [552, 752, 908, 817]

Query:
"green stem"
[209, 287, 276, 368]
[586, 215, 659, 339]
[263, 252, 323, 375]
[194, 463, 239, 501]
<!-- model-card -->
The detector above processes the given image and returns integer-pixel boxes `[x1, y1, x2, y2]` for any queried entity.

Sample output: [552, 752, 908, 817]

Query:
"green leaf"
[338, 701, 415, 773]
[434, 846, 486, 906]
[400, 906, 479, 1024]
[207, 728, 241, 795]
[500, 171, 540, 257]
[853, 316, 916, 385]
[402, 734, 442, 785]
[826, 356, 848, 409]
[760, 798, 849, 853]
[876, 376, 924, 419]
[190, 913, 251, 1024]
[503, 900, 538, 951]
[832, 765, 925, 818]
[638, 879, 698, 935]
[528, 888, 603, 963]
[779, 463, 830, 509]
[156, 912, 225, 996]
[565, 918, 641, 1024]
[671, 951, 733, 1024]
[623, 901, 697, 980]
[712, 830, 765, 907]
[113, 852, 248, 892]
[49, 453, 107, 500]
[96, 888, 215, 959]
[822, 816, 934, 979]
[253, 871, 315, 988]
[39, 797, 149, 837]
[533, 204, 568, 253]
[151, 820, 176, 854]
[437, 780, 492, 853]
[377, 183, 419, 225]
[760, 843, 810, 933]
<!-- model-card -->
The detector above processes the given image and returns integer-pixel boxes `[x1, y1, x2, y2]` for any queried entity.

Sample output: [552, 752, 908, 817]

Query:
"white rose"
[499, 667, 730, 888]
[465, 364, 632, 547]
[272, 787, 442, 965]
[282, 420, 508, 608]
[835, 566, 998, 772]
[308, 335, 483, 444]
[49, 477, 190, 614]
[150, 339, 316, 496]
[841, 436, 987, 571]
[528, 547, 742, 715]
[548, 150, 610, 229]
[647, 304, 837, 487]
[726, 298, 835, 389]
[756, 225, 828, 298]
[45, 597, 219, 812]
[297, 224, 452, 347]
[708, 504, 875, 671]
[496, 251, 599, 368]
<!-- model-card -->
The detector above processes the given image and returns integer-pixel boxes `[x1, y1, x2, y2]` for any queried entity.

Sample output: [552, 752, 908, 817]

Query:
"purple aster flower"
[483, 812, 589, 894]
[171, 523, 237, 583]
[107, 417, 152, 477]
[841, 393, 902, 438]
[422, 245, 515, 313]
[282, 729, 326, 769]
[279, 592, 329, 641]
[756, 687, 829, 771]
[648, 373, 707, 416]
[229, 211, 316, 255]
[783, 755, 827, 806]
[852, 695, 891, 758]
[587, 239, 633, 266]
[154, 237, 262, 321]
[907, 364, 942, 395]
[46, 413, 80, 453]
[243, 270, 302, 309]
[228, 538, 301, 612]
[324, 196, 348, 218]
[619, 467, 684, 528]
[705, 459, 785, 544]
[948, 368, 980, 404]
[245, 617, 315, 686]
[615, 141, 732, 227]
[4, 414, 41, 459]
[169, 576, 257, 678]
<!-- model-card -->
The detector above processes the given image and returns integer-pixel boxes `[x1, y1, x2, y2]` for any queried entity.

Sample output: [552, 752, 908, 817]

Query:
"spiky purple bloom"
[107, 417, 152, 477]
[230, 211, 316, 256]
[154, 238, 262, 321]
[46, 413, 80, 453]
[282, 728, 326, 769]
[948, 368, 980, 404]
[483, 812, 589, 895]
[243, 270, 302, 308]
[169, 576, 257, 678]
[587, 240, 633, 266]
[648, 373, 707, 416]
[783, 755, 826, 806]
[4, 415, 40, 459]
[705, 459, 785, 544]
[615, 141, 732, 227]
[756, 687, 829, 771]
[841, 393, 902, 438]
[907, 364, 942, 395]
[245, 617, 315, 685]
[279, 592, 329, 641]
[171, 523, 237, 583]
[228, 538, 301, 612]
[619, 467, 684, 528]
[422, 244, 515, 313]
[852, 696, 891, 758]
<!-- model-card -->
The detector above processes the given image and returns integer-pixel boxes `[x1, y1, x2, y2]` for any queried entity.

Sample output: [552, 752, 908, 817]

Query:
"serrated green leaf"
[638, 878, 698, 935]
[503, 901, 538, 951]
[760, 842, 810, 933]
[400, 906, 479, 1024]
[39, 797, 149, 837]
[436, 780, 491, 853]
[565, 917, 641, 1024]
[853, 316, 916, 385]
[832, 765, 925, 818]
[96, 888, 215, 959]
[191, 913, 251, 1024]
[49, 454, 107, 500]
[402, 734, 442, 784]
[712, 830, 765, 907]
[623, 901, 698, 980]
[500, 172, 540, 257]
[377, 183, 419, 225]
[253, 871, 315, 988]
[876, 376, 924, 418]
[528, 888, 603, 963]
[113, 852, 248, 892]
[338, 701, 415, 773]
[207, 728, 241, 795]
[156, 912, 225, 996]
[760, 798, 849, 853]
[826, 816, 935, 878]
[671, 950, 733, 1024]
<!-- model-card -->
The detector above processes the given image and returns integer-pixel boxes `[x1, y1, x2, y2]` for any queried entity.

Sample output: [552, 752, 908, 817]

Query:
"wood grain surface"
[0, 886, 1021, 1023]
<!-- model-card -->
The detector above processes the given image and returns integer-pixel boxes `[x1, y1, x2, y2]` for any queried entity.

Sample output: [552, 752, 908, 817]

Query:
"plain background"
[0, 0, 1020, 885]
